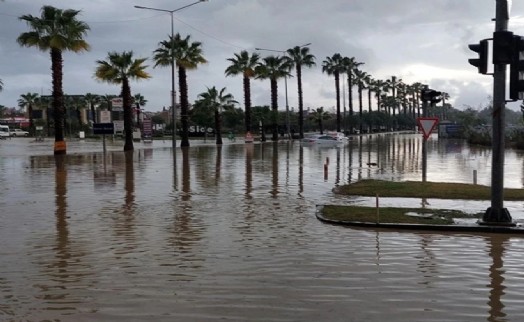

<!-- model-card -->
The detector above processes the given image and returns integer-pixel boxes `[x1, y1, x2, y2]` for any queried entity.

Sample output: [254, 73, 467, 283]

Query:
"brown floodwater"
[2, 134, 524, 321]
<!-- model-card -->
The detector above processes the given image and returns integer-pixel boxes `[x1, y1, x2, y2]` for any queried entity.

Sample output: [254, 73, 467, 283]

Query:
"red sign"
[417, 117, 439, 140]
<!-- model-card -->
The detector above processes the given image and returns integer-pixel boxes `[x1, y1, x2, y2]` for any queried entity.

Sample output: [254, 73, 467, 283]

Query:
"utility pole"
[482, 0, 513, 224]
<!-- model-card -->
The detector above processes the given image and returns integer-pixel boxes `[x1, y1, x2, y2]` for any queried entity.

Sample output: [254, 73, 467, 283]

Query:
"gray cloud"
[0, 0, 520, 112]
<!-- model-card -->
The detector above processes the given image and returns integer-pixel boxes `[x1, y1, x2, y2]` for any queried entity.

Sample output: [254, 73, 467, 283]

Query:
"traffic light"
[421, 89, 442, 104]
[429, 91, 442, 104]
[468, 39, 489, 74]
[509, 35, 524, 101]
[493, 31, 514, 64]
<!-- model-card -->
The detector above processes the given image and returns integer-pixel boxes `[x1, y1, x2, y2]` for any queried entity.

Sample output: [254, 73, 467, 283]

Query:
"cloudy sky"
[1, 0, 523, 113]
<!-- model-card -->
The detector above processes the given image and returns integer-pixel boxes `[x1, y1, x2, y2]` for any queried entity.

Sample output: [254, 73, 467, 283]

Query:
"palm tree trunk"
[358, 85, 363, 134]
[122, 78, 134, 151]
[91, 103, 96, 124]
[243, 75, 252, 133]
[28, 104, 34, 136]
[51, 48, 66, 155]
[335, 72, 341, 132]
[270, 78, 279, 141]
[179, 67, 190, 147]
[297, 65, 304, 139]
[215, 109, 223, 145]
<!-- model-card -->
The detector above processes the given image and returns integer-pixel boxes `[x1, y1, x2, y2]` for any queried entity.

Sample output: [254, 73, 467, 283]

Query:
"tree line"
[12, 5, 450, 155]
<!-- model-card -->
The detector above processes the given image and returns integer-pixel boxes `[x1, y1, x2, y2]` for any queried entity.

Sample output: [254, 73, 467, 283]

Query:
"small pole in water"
[376, 194, 380, 224]
[102, 133, 107, 155]
[324, 163, 328, 180]
[473, 170, 477, 185]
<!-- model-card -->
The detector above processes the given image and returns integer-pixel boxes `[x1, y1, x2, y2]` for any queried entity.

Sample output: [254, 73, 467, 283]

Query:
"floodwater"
[2, 133, 524, 321]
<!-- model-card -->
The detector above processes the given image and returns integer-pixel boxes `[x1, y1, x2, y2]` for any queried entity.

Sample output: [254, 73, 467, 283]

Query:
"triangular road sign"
[417, 117, 439, 140]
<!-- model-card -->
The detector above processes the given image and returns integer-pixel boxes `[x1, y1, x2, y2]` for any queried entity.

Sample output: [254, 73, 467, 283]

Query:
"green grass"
[322, 205, 482, 225]
[320, 179, 523, 225]
[334, 179, 524, 200]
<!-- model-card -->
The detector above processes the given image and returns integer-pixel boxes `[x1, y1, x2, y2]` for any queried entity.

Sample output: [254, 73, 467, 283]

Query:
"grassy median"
[320, 179, 524, 225]
[334, 179, 524, 200]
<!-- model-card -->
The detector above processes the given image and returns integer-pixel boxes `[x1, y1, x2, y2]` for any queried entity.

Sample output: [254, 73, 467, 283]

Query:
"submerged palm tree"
[18, 92, 39, 136]
[153, 33, 207, 148]
[255, 55, 291, 141]
[95, 51, 150, 151]
[17, 5, 90, 155]
[285, 45, 316, 139]
[322, 53, 344, 132]
[196, 86, 237, 145]
[225, 50, 259, 134]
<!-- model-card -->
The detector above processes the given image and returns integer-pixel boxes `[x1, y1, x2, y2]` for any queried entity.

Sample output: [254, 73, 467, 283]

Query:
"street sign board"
[142, 118, 152, 137]
[100, 110, 111, 123]
[111, 97, 123, 112]
[93, 122, 114, 135]
[417, 117, 439, 140]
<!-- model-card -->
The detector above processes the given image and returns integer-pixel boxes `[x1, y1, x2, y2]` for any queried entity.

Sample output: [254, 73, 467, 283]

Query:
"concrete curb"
[315, 205, 524, 235]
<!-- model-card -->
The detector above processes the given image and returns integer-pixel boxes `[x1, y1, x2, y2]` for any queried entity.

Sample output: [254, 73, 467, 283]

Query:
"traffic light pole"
[482, 0, 513, 225]
[422, 99, 428, 182]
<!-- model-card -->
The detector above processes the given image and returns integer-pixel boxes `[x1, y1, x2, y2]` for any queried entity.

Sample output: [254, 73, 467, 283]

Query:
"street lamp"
[255, 43, 311, 139]
[135, 0, 208, 149]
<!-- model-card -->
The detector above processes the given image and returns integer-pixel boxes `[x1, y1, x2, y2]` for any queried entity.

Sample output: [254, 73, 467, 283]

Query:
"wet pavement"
[2, 134, 524, 321]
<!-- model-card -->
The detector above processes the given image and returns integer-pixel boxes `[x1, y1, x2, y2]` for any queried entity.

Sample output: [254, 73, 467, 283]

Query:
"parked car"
[0, 125, 10, 139]
[11, 129, 29, 137]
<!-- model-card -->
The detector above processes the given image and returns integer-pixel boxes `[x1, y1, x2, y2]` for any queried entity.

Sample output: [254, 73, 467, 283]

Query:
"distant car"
[301, 132, 350, 145]
[11, 129, 29, 137]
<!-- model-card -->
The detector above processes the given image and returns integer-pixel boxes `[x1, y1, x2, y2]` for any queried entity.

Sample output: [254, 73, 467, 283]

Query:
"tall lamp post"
[255, 43, 311, 139]
[135, 0, 208, 149]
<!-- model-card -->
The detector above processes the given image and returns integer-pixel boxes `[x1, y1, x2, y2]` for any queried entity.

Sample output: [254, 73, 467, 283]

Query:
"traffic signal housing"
[509, 35, 524, 101]
[421, 89, 442, 104]
[468, 39, 489, 74]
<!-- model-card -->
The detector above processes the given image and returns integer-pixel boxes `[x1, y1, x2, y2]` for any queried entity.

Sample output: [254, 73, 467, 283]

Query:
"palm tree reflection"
[245, 143, 253, 198]
[271, 142, 279, 198]
[487, 235, 508, 321]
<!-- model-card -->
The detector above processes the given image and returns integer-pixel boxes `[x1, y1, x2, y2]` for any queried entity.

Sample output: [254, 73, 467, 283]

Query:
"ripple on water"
[2, 138, 524, 321]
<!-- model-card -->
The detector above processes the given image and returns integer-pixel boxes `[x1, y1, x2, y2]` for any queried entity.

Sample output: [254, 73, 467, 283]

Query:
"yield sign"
[417, 117, 439, 140]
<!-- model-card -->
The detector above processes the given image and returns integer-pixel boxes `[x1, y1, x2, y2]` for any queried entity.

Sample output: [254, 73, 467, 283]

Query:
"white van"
[0, 125, 10, 139]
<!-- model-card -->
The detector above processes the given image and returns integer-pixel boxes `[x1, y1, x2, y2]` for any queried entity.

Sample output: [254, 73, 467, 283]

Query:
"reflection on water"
[2, 134, 524, 321]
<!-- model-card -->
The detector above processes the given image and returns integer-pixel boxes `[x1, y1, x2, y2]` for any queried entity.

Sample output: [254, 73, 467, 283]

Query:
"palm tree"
[100, 94, 117, 111]
[17, 5, 90, 155]
[18, 92, 39, 136]
[84, 93, 100, 124]
[255, 55, 291, 141]
[225, 50, 259, 134]
[412, 82, 424, 117]
[353, 69, 368, 133]
[133, 93, 147, 128]
[341, 57, 364, 130]
[371, 79, 387, 112]
[322, 53, 344, 132]
[309, 107, 330, 134]
[196, 86, 238, 145]
[285, 46, 316, 139]
[441, 92, 450, 120]
[153, 33, 207, 148]
[95, 51, 151, 151]
[63, 94, 85, 138]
